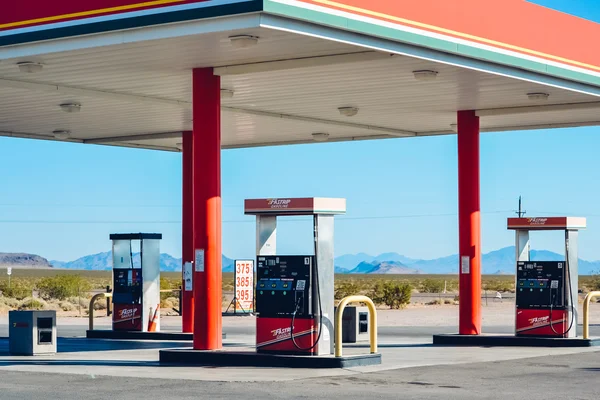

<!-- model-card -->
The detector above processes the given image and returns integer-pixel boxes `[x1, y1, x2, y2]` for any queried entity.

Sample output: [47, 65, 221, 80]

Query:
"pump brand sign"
[508, 217, 586, 230]
[244, 198, 315, 214]
[113, 304, 142, 331]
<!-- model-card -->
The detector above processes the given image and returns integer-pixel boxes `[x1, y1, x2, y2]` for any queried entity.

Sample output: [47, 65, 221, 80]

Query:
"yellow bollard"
[88, 292, 113, 331]
[583, 291, 600, 339]
[335, 295, 377, 357]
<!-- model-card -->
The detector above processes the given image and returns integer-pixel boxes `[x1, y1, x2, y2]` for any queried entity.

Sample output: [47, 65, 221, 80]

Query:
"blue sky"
[1, 0, 600, 263]
[2, 124, 600, 262]
[529, 0, 600, 22]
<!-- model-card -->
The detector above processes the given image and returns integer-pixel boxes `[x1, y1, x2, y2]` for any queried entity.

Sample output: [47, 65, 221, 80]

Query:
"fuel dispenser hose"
[549, 263, 575, 336]
[290, 225, 324, 352]
[290, 263, 323, 351]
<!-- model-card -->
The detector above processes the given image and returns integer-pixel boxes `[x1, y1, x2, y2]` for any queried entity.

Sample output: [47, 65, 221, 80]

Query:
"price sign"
[234, 260, 254, 313]
[7, 267, 12, 276]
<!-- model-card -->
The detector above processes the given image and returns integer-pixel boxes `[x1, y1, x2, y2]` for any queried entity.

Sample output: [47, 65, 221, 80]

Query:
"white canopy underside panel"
[0, 17, 599, 151]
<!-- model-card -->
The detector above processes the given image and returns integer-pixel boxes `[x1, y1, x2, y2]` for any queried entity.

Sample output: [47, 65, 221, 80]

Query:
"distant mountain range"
[1, 246, 599, 275]
[0, 253, 52, 269]
[334, 246, 600, 275]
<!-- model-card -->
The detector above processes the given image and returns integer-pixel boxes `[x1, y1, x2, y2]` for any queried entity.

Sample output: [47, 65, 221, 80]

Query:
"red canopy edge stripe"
[299, 0, 600, 74]
[0, 0, 202, 31]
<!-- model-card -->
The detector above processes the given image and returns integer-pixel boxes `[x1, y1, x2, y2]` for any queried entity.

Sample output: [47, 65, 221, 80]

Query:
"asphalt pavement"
[0, 350, 598, 399]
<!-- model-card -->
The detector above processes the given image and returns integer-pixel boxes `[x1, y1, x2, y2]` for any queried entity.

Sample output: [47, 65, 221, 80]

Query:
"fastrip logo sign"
[117, 307, 139, 321]
[528, 316, 550, 327]
[527, 217, 548, 225]
[267, 198, 292, 208]
[271, 327, 292, 340]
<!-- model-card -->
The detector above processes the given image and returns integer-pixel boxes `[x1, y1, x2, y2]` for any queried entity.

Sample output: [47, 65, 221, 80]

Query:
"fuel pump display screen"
[113, 269, 142, 304]
[516, 261, 565, 309]
[256, 256, 313, 318]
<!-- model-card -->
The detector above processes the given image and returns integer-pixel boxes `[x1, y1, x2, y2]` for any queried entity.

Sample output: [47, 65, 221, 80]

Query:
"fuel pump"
[110, 233, 162, 332]
[245, 198, 346, 356]
[508, 217, 585, 338]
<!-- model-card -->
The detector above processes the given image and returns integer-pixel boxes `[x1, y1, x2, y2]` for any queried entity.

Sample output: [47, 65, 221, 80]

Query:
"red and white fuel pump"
[508, 217, 585, 338]
[244, 198, 346, 356]
[110, 233, 162, 332]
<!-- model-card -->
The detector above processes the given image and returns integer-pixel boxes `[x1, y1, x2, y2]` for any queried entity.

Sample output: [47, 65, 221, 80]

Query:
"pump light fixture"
[229, 35, 259, 49]
[52, 130, 71, 140]
[413, 70, 438, 81]
[59, 103, 82, 113]
[338, 107, 359, 117]
[17, 61, 44, 73]
[527, 92, 550, 101]
[220, 89, 234, 99]
[312, 132, 330, 142]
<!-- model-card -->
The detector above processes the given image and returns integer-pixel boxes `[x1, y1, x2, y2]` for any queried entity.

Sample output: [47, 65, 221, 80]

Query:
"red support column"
[457, 110, 481, 335]
[192, 68, 222, 350]
[181, 130, 194, 333]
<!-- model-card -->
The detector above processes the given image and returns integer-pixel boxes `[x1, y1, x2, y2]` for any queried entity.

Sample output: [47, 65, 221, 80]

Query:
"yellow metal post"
[583, 291, 600, 339]
[88, 292, 113, 331]
[335, 295, 377, 357]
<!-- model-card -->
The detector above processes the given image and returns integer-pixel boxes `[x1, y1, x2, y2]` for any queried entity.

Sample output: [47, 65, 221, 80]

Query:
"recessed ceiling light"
[527, 92, 550, 101]
[52, 130, 71, 140]
[450, 123, 458, 132]
[220, 89, 234, 99]
[338, 107, 359, 117]
[413, 70, 438, 81]
[17, 61, 44, 73]
[229, 35, 259, 49]
[312, 132, 330, 142]
[59, 103, 81, 113]
[175, 142, 184, 151]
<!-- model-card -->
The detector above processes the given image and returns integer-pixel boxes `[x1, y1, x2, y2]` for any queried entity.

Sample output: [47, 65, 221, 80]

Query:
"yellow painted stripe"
[0, 0, 187, 30]
[310, 0, 600, 73]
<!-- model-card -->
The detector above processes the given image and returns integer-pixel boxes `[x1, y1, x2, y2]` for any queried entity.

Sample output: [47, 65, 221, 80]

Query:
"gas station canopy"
[2, 0, 600, 152]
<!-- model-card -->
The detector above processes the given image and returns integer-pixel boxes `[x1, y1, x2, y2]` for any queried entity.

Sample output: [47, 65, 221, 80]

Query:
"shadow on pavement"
[344, 343, 434, 348]
[0, 359, 164, 368]
[0, 338, 248, 355]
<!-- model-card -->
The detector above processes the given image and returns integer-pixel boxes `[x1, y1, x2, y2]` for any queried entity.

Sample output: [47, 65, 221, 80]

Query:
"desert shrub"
[0, 279, 35, 300]
[58, 301, 75, 312]
[419, 279, 445, 293]
[483, 279, 514, 293]
[68, 296, 90, 309]
[160, 277, 181, 301]
[93, 300, 107, 310]
[334, 281, 361, 300]
[444, 299, 453, 305]
[37, 274, 92, 300]
[587, 275, 600, 292]
[0, 297, 19, 309]
[426, 299, 443, 305]
[19, 297, 48, 310]
[161, 297, 175, 309]
[369, 282, 412, 309]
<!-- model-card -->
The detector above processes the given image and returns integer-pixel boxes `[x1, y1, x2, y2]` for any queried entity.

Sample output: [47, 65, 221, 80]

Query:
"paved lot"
[0, 350, 598, 399]
[0, 304, 599, 399]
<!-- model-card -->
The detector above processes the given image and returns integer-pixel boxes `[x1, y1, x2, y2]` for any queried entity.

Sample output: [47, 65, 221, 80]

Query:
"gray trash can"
[9, 310, 57, 355]
[339, 306, 369, 343]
